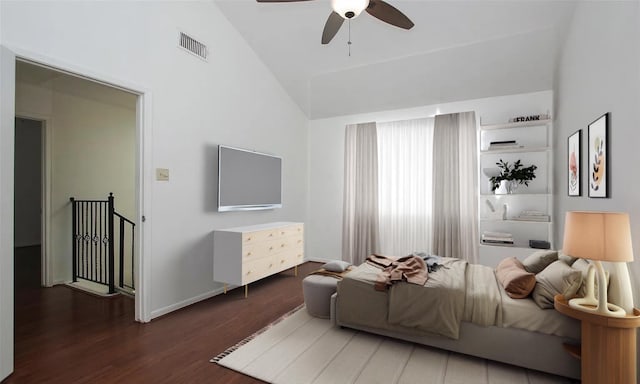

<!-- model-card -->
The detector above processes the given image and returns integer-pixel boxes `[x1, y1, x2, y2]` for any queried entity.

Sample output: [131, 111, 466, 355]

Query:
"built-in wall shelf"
[478, 117, 554, 267]
[480, 219, 552, 224]
[480, 193, 551, 197]
[479, 119, 552, 130]
[480, 146, 551, 154]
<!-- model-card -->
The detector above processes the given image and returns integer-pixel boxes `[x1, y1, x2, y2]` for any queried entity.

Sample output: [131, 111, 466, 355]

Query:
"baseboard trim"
[150, 286, 226, 320]
[150, 260, 323, 320]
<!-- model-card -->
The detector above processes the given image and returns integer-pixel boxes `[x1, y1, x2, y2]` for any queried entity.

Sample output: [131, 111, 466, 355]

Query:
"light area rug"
[212, 306, 577, 384]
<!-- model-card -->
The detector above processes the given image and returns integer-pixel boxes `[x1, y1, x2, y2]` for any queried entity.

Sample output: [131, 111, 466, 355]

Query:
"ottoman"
[302, 275, 339, 318]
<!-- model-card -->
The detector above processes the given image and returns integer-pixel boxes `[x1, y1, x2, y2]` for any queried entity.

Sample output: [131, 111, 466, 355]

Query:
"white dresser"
[213, 222, 304, 296]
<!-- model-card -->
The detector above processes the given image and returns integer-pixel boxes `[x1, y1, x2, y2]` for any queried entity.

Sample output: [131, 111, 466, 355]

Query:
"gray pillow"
[322, 260, 352, 273]
[522, 250, 558, 274]
[532, 260, 582, 309]
[558, 252, 578, 266]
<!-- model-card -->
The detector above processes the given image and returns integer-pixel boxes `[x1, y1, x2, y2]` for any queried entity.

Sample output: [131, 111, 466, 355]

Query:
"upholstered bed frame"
[330, 293, 581, 380]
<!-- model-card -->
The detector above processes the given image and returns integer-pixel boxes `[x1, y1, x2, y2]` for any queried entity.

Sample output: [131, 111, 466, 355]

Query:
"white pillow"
[323, 260, 352, 273]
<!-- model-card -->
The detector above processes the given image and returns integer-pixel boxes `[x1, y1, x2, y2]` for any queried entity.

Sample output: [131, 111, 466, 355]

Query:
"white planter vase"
[494, 180, 518, 195]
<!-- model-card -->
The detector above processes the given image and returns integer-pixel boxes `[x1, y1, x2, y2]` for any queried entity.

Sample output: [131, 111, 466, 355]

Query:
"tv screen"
[218, 145, 282, 212]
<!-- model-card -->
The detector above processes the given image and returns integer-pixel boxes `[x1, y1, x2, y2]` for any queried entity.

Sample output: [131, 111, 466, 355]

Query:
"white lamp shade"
[331, 0, 370, 19]
[562, 211, 634, 262]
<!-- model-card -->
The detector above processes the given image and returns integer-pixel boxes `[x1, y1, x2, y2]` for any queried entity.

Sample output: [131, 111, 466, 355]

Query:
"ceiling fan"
[256, 0, 414, 45]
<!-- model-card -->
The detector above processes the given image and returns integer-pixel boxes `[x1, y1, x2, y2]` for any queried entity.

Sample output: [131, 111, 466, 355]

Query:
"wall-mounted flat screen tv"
[218, 145, 282, 212]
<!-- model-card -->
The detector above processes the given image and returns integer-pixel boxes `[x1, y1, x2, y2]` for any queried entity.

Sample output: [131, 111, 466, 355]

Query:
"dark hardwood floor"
[5, 246, 321, 383]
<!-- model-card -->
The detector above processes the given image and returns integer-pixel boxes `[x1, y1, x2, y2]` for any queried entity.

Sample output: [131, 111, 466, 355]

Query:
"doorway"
[1, 47, 151, 381]
[15, 61, 138, 296]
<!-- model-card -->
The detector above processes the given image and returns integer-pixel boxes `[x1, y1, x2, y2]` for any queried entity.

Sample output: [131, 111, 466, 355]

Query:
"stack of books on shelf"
[481, 231, 514, 246]
[513, 210, 550, 222]
[488, 140, 523, 150]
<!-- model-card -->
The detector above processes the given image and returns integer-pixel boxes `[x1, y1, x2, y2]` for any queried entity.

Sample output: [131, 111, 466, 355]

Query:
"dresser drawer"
[242, 233, 304, 261]
[241, 251, 304, 284]
[275, 224, 304, 238]
[242, 229, 277, 245]
[242, 256, 280, 284]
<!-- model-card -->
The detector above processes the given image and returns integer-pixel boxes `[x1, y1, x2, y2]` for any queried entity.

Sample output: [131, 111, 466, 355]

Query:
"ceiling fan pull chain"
[348, 19, 352, 56]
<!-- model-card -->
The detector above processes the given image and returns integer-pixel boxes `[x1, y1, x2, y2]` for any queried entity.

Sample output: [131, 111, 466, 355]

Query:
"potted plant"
[489, 159, 537, 194]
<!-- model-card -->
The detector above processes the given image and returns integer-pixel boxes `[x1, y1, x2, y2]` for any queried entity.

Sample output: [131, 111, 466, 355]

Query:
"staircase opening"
[69, 193, 135, 296]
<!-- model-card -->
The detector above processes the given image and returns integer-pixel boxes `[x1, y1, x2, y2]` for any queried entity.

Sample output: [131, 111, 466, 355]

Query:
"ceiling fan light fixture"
[331, 0, 370, 19]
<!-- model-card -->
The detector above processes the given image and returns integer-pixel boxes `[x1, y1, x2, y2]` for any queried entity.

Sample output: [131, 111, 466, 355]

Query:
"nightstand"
[554, 294, 640, 384]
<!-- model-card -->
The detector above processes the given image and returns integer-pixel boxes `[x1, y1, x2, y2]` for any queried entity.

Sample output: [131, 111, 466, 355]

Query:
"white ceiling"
[214, 0, 576, 119]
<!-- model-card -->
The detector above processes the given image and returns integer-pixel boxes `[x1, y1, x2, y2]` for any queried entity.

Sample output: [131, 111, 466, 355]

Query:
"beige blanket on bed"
[340, 258, 502, 339]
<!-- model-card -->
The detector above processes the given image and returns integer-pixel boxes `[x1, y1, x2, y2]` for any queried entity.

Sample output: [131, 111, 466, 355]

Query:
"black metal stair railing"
[115, 211, 135, 293]
[70, 193, 135, 294]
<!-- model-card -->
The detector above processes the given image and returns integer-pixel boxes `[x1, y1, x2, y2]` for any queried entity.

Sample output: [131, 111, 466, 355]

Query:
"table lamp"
[562, 211, 634, 317]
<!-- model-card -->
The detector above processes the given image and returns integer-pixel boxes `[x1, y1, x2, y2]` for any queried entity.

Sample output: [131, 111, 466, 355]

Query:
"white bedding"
[500, 285, 580, 339]
[337, 258, 580, 339]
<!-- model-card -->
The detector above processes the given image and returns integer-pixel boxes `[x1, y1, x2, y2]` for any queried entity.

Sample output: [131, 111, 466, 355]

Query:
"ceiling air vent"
[178, 32, 207, 61]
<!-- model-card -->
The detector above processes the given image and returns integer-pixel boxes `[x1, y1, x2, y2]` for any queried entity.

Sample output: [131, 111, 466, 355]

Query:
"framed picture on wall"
[568, 130, 581, 196]
[588, 113, 609, 198]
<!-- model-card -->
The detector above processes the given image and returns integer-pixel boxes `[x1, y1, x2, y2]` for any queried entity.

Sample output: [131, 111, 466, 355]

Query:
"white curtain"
[342, 122, 379, 265]
[377, 118, 434, 255]
[343, 112, 478, 264]
[432, 112, 478, 262]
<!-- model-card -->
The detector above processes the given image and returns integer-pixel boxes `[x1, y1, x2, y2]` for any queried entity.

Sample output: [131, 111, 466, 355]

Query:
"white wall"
[14, 117, 41, 247]
[554, 1, 640, 303]
[307, 91, 552, 262]
[1, 2, 308, 318]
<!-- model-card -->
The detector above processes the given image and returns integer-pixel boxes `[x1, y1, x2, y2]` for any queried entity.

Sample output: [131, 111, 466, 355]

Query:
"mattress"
[336, 260, 580, 339]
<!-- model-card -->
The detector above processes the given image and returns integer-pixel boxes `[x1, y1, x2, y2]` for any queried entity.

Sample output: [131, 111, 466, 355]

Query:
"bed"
[330, 256, 582, 380]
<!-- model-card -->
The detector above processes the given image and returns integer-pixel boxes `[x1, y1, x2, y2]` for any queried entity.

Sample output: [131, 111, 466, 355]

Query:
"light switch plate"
[156, 168, 170, 181]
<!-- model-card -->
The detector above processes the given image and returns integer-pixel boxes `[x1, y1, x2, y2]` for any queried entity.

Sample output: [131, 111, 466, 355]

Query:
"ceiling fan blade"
[366, 0, 414, 30]
[321, 11, 344, 45]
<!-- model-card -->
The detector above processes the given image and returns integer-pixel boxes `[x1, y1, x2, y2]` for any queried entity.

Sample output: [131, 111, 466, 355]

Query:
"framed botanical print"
[568, 130, 581, 196]
[588, 113, 609, 198]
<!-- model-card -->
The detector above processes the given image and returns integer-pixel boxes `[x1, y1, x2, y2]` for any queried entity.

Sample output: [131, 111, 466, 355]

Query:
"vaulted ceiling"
[215, 0, 577, 119]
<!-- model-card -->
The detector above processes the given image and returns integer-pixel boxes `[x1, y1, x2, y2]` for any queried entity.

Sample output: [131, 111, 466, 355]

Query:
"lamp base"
[568, 260, 627, 318]
[569, 297, 626, 317]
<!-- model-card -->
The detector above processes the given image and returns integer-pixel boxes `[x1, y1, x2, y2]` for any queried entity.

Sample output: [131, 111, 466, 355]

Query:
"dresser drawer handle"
[281, 244, 285, 248]
[281, 231, 285, 235]
[269, 233, 274, 237]
[280, 259, 285, 264]
[247, 237, 252, 241]
[269, 263, 273, 268]
[246, 270, 252, 275]
[297, 240, 302, 243]
[269, 246, 274, 251]
[247, 252, 252, 256]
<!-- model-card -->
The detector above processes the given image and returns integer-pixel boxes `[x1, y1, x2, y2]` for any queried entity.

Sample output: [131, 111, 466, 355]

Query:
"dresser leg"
[295, 265, 298, 277]
[223, 284, 227, 294]
[244, 285, 248, 298]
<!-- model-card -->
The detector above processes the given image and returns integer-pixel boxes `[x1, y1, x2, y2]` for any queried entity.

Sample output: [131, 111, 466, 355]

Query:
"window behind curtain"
[376, 118, 434, 256]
